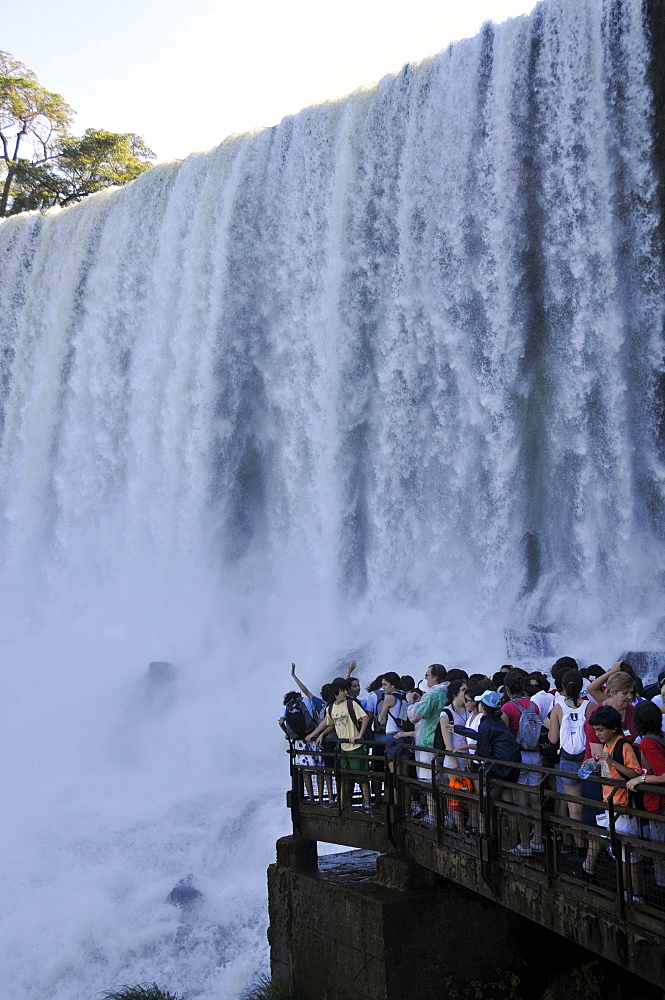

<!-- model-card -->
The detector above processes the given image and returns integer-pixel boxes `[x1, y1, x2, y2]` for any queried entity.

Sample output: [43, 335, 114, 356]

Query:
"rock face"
[504, 626, 559, 661]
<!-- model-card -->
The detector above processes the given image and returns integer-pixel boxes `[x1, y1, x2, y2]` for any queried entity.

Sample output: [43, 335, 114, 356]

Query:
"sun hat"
[475, 690, 502, 708]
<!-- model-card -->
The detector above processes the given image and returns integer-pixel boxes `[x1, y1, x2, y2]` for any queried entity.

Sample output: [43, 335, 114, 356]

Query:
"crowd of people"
[279, 656, 665, 900]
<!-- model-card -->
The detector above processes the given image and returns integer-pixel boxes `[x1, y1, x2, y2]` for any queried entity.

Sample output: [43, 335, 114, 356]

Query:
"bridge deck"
[288, 744, 665, 988]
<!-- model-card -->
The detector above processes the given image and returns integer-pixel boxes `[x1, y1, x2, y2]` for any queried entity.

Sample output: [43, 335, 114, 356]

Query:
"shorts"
[648, 818, 665, 887]
[596, 810, 639, 861]
[339, 746, 369, 773]
[416, 748, 436, 782]
[518, 750, 543, 786]
[556, 756, 582, 792]
[386, 736, 413, 761]
[292, 740, 319, 768]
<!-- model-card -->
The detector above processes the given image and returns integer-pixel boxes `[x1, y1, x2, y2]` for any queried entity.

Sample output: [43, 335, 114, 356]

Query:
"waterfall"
[0, 1, 662, 997]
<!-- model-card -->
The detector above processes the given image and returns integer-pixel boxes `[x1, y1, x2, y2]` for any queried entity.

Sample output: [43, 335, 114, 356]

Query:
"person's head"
[446, 668, 468, 683]
[615, 660, 638, 681]
[500, 664, 513, 675]
[465, 684, 484, 711]
[283, 690, 301, 705]
[588, 704, 622, 743]
[605, 670, 634, 708]
[529, 671, 549, 691]
[348, 677, 361, 698]
[492, 671, 506, 689]
[475, 689, 503, 715]
[583, 664, 605, 680]
[400, 674, 416, 693]
[330, 678, 349, 702]
[367, 674, 385, 693]
[469, 673, 491, 685]
[425, 663, 447, 687]
[447, 678, 467, 707]
[381, 672, 402, 693]
[634, 700, 663, 737]
[503, 669, 526, 697]
[321, 683, 332, 704]
[524, 676, 540, 699]
[562, 669, 584, 701]
[552, 656, 579, 676]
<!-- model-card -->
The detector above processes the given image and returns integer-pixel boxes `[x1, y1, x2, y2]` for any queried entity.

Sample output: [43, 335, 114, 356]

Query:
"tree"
[0, 50, 73, 215]
[0, 51, 155, 216]
[9, 129, 155, 213]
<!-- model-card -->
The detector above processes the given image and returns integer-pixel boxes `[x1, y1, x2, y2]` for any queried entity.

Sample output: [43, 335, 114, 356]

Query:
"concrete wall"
[268, 838, 545, 1000]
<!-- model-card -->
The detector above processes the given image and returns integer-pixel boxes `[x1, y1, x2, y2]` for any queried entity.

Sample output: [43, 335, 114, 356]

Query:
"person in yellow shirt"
[315, 678, 371, 810]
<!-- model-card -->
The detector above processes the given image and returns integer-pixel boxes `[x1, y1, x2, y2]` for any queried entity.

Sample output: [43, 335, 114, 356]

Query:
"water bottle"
[578, 757, 599, 779]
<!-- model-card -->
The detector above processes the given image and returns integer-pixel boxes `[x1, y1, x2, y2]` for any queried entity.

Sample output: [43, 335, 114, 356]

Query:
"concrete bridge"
[268, 745, 665, 999]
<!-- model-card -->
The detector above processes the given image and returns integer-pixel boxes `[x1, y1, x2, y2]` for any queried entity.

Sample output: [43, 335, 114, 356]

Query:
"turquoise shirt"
[413, 683, 449, 747]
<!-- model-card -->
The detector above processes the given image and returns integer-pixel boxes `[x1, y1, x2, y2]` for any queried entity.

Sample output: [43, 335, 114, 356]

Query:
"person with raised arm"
[280, 663, 326, 802]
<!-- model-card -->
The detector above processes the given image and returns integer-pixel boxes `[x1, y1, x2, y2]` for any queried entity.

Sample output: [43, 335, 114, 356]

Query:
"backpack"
[372, 689, 387, 734]
[284, 696, 315, 739]
[347, 698, 370, 740]
[510, 698, 541, 751]
[388, 690, 415, 733]
[559, 702, 586, 757]
[611, 737, 645, 812]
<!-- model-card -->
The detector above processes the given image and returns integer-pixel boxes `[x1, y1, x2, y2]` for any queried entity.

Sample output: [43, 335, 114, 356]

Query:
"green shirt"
[414, 684, 449, 747]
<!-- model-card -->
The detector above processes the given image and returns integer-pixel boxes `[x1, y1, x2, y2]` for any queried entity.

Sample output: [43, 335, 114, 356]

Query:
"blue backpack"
[510, 699, 541, 751]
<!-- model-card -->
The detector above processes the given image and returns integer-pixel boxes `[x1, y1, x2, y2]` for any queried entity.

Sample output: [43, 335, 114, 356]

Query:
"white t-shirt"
[531, 690, 554, 720]
[652, 693, 665, 731]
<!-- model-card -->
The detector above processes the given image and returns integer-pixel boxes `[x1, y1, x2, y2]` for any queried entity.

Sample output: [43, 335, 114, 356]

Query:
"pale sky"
[3, 0, 538, 163]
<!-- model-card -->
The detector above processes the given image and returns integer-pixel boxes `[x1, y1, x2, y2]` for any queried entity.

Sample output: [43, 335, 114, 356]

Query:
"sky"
[3, 0, 538, 163]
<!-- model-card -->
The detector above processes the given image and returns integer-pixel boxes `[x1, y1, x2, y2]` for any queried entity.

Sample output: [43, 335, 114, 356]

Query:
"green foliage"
[0, 50, 154, 216]
[442, 971, 521, 1000]
[100, 985, 184, 1000]
[237, 973, 298, 1000]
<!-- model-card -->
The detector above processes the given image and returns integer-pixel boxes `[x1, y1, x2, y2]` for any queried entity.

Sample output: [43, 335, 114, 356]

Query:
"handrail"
[287, 740, 665, 922]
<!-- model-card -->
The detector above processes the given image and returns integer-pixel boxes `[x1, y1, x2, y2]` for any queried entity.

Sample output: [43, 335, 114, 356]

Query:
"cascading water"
[0, 0, 663, 996]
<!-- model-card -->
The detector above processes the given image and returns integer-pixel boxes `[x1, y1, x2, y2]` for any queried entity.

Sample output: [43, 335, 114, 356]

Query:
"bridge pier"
[268, 836, 543, 1000]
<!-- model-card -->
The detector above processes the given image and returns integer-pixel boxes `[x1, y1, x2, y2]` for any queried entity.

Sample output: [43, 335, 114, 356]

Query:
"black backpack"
[347, 698, 369, 738]
[388, 690, 415, 733]
[284, 696, 315, 739]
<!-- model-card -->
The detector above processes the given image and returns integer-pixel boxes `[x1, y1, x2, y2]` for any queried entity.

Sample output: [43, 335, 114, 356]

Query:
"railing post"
[539, 769, 554, 885]
[608, 788, 625, 918]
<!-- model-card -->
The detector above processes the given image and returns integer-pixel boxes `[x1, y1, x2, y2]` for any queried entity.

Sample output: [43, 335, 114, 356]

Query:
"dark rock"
[167, 874, 203, 909]
[148, 661, 177, 683]
[618, 651, 665, 683]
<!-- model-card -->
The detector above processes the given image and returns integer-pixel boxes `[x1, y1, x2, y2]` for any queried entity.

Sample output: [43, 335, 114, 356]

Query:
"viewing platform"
[268, 743, 665, 999]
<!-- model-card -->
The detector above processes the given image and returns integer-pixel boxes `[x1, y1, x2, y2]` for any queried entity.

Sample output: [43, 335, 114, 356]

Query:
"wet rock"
[504, 626, 559, 660]
[167, 874, 203, 909]
[618, 651, 665, 683]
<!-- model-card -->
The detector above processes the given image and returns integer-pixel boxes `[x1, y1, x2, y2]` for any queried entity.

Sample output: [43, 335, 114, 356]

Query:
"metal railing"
[287, 738, 665, 923]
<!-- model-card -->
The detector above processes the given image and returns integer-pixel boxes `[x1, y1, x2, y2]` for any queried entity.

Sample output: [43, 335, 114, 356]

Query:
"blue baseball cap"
[475, 690, 501, 708]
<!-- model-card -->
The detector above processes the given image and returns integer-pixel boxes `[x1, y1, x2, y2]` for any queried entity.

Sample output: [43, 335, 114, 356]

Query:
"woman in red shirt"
[627, 700, 665, 889]
[500, 670, 542, 855]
